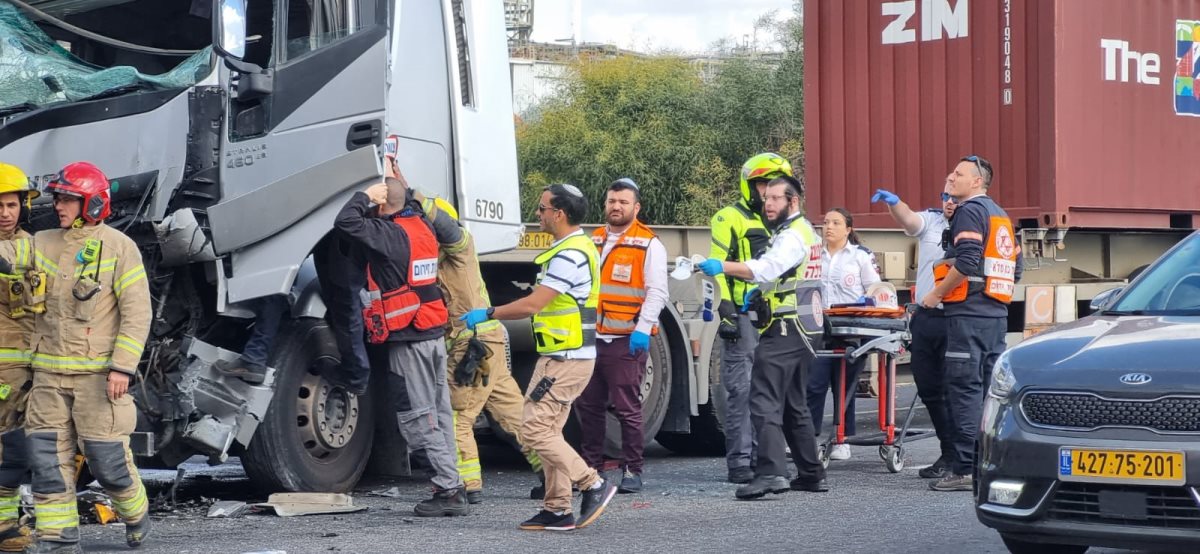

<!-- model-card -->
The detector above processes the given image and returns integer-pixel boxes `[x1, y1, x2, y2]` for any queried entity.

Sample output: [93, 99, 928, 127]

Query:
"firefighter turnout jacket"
[0, 227, 32, 369]
[0, 224, 150, 375]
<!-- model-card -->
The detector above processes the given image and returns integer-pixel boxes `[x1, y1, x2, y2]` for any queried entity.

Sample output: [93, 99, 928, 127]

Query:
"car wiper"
[76, 83, 152, 103]
[1101, 309, 1146, 316]
[0, 103, 36, 118]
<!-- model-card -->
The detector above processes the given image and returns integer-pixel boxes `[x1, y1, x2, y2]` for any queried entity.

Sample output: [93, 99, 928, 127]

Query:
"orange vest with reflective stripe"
[592, 220, 659, 336]
[934, 201, 1018, 304]
[362, 213, 448, 343]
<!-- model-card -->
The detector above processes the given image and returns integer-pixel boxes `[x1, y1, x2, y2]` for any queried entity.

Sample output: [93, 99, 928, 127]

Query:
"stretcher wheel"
[882, 446, 904, 473]
[878, 445, 890, 461]
[817, 443, 831, 469]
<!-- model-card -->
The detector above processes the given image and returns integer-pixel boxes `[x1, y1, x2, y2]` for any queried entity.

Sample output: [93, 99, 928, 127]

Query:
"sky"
[528, 0, 800, 55]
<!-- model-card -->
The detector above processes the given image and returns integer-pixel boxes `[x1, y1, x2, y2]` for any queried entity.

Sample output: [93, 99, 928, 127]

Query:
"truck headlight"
[987, 353, 1016, 400]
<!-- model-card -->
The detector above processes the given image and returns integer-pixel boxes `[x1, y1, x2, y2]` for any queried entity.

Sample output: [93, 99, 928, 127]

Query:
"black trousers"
[749, 319, 825, 482]
[908, 307, 955, 462]
[944, 315, 1007, 475]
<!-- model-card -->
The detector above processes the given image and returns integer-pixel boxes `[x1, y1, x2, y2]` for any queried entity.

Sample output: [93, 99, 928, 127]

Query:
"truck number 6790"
[475, 199, 504, 221]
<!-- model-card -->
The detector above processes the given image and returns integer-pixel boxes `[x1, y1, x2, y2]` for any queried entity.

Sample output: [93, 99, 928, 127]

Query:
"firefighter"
[920, 155, 1021, 492]
[698, 175, 829, 500]
[333, 178, 469, 516]
[709, 153, 791, 484]
[461, 184, 617, 531]
[0, 162, 152, 553]
[0, 164, 37, 552]
[575, 178, 668, 493]
[871, 185, 958, 479]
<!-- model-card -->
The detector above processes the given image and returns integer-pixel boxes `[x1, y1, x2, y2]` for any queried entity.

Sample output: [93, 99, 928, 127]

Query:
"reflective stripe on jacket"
[591, 220, 658, 336]
[531, 234, 599, 354]
[709, 201, 770, 308]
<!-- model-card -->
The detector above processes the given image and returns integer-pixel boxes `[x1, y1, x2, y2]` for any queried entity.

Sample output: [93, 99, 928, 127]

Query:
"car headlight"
[987, 352, 1016, 400]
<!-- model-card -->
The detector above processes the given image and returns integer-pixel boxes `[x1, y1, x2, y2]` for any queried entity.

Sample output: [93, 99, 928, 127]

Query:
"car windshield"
[1108, 232, 1200, 314]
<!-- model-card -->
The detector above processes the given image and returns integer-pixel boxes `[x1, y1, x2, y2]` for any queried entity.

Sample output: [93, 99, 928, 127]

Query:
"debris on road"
[367, 487, 402, 498]
[207, 501, 251, 518]
[254, 493, 367, 517]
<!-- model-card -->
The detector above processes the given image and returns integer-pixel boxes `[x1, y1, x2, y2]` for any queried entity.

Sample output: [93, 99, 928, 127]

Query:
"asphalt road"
[67, 382, 1150, 554]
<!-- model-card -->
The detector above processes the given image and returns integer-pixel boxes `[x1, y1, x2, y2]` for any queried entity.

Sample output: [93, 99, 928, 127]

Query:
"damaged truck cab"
[0, 0, 522, 492]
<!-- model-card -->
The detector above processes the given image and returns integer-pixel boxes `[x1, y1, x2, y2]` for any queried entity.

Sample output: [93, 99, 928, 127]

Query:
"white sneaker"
[830, 443, 852, 460]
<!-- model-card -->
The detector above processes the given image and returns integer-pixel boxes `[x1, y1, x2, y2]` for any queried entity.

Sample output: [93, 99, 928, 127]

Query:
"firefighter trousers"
[448, 336, 539, 492]
[26, 372, 147, 543]
[0, 364, 32, 530]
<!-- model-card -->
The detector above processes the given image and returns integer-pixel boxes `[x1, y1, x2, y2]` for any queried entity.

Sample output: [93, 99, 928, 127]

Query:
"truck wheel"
[601, 331, 672, 458]
[241, 318, 375, 493]
[655, 336, 725, 456]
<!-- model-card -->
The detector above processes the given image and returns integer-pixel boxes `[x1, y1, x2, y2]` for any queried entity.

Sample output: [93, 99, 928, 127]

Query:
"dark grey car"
[976, 233, 1200, 553]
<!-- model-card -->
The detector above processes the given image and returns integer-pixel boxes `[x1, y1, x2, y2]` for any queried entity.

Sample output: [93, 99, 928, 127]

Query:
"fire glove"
[717, 300, 739, 341]
[871, 188, 900, 206]
[454, 336, 493, 387]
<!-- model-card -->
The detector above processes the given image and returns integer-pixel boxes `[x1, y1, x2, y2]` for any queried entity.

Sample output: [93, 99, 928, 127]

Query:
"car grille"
[1021, 392, 1200, 433]
[1046, 483, 1200, 529]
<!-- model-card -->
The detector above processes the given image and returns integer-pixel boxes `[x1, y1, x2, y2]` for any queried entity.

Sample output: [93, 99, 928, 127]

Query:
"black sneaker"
[928, 473, 973, 492]
[576, 478, 617, 529]
[727, 466, 754, 484]
[618, 470, 642, 494]
[320, 367, 368, 396]
[918, 457, 951, 479]
[466, 490, 483, 505]
[789, 477, 829, 492]
[735, 475, 790, 500]
[519, 510, 576, 531]
[414, 487, 470, 516]
[213, 358, 267, 384]
[126, 516, 151, 548]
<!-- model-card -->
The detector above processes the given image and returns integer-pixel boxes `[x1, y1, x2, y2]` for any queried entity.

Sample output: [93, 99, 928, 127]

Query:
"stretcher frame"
[814, 309, 935, 473]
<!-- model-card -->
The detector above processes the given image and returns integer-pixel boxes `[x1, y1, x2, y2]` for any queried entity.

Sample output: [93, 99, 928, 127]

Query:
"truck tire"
[241, 318, 375, 493]
[599, 332, 672, 458]
[656, 335, 725, 456]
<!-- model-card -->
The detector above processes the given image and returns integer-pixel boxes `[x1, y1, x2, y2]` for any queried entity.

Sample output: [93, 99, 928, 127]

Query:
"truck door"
[207, 0, 388, 258]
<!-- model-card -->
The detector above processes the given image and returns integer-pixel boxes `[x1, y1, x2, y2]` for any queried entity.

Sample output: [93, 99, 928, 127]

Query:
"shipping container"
[804, 0, 1200, 231]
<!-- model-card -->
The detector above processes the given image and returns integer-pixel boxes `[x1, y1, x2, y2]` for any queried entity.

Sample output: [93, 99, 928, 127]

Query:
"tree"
[516, 3, 805, 226]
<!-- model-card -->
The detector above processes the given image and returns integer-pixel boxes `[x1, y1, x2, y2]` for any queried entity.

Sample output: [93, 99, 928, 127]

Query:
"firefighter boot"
[414, 487, 469, 517]
[21, 540, 80, 554]
[125, 516, 151, 548]
[0, 522, 31, 552]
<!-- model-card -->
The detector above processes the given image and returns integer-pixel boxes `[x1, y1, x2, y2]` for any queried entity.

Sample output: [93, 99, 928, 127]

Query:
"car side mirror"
[214, 0, 247, 60]
[1089, 287, 1123, 312]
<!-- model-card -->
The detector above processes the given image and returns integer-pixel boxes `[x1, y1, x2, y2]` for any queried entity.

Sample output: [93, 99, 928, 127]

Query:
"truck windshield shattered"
[0, 3, 211, 115]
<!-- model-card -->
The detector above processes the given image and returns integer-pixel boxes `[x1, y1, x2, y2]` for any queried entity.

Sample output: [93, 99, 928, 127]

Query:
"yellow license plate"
[1059, 448, 1185, 485]
[518, 231, 555, 250]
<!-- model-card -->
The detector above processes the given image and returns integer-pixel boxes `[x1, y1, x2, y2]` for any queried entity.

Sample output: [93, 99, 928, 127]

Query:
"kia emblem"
[1119, 373, 1152, 385]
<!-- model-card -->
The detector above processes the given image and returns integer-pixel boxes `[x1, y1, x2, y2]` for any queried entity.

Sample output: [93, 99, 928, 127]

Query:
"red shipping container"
[804, 0, 1200, 230]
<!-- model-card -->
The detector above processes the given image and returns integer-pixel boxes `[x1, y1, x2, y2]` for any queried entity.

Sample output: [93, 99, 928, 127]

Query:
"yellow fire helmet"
[0, 163, 38, 202]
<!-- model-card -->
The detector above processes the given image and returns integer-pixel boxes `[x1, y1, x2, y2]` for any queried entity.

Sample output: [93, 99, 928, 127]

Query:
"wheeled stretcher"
[815, 305, 934, 473]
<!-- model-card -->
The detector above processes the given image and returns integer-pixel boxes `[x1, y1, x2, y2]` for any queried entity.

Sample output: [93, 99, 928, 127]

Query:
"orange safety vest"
[362, 212, 448, 343]
[591, 220, 659, 336]
[934, 201, 1018, 304]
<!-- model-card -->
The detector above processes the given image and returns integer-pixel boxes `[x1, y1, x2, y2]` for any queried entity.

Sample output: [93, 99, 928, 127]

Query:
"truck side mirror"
[214, 0, 248, 60]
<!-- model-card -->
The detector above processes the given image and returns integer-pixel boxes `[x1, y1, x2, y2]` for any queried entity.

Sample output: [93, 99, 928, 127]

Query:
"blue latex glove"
[629, 331, 650, 356]
[460, 308, 490, 331]
[741, 288, 758, 313]
[871, 188, 900, 206]
[697, 258, 724, 276]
